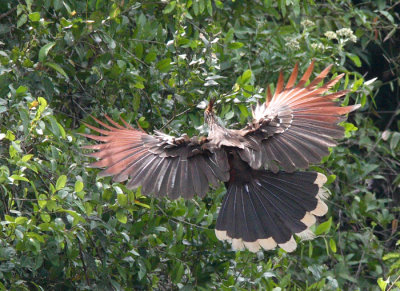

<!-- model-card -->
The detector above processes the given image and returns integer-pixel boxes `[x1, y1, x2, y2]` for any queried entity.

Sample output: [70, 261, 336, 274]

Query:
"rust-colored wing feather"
[81, 115, 229, 199]
[240, 61, 360, 172]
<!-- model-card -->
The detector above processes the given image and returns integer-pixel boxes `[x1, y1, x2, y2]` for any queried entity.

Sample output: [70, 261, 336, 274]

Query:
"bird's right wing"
[81, 116, 229, 199]
[238, 61, 360, 172]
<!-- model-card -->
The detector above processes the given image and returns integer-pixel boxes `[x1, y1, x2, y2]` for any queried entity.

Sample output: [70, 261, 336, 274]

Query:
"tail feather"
[215, 171, 328, 253]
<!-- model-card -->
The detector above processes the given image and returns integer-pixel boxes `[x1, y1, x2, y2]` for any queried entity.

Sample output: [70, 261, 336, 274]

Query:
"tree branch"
[0, 7, 17, 21]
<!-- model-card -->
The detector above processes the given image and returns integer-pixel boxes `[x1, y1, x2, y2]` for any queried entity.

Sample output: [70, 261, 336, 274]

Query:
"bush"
[0, 0, 399, 289]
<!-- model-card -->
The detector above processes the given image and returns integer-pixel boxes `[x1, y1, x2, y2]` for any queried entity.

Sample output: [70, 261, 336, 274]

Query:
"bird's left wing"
[238, 61, 360, 172]
[81, 116, 229, 199]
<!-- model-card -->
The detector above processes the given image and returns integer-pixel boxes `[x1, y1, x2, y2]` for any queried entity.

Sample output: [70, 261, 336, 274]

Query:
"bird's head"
[204, 98, 216, 124]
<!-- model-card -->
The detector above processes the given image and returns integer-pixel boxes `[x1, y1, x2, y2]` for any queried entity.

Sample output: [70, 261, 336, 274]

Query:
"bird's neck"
[207, 113, 224, 132]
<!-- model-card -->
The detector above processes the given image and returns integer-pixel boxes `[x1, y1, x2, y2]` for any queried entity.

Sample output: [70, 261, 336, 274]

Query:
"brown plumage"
[81, 62, 360, 253]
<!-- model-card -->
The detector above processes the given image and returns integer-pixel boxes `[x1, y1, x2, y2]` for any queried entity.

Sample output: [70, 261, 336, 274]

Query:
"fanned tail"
[215, 171, 328, 252]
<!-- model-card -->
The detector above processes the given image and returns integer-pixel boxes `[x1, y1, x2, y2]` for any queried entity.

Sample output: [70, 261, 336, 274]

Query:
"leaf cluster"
[0, 0, 399, 290]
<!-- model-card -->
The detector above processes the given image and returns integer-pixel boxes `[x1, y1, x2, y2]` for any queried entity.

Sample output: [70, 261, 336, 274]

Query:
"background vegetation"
[0, 0, 399, 290]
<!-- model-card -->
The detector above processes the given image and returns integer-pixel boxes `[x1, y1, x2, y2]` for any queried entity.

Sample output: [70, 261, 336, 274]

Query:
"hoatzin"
[82, 61, 360, 253]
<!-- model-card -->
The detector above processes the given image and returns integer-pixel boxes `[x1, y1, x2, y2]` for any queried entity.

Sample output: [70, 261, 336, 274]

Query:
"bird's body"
[82, 61, 360, 252]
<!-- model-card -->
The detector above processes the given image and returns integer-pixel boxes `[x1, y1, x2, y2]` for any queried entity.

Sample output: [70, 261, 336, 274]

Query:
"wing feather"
[241, 62, 360, 171]
[81, 116, 229, 199]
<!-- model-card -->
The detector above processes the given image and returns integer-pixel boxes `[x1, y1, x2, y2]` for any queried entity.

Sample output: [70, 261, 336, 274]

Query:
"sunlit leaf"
[28, 12, 40, 22]
[116, 210, 128, 224]
[315, 217, 332, 235]
[56, 175, 67, 190]
[74, 180, 84, 192]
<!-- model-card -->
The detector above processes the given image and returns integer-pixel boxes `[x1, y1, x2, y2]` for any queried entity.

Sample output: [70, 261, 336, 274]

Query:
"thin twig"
[388, 272, 400, 291]
[234, 255, 251, 286]
[71, 96, 89, 115]
[155, 204, 208, 230]
[0, 7, 16, 21]
[367, 99, 400, 157]
[355, 250, 366, 278]
[159, 108, 191, 131]
[77, 239, 91, 287]
[99, 30, 148, 67]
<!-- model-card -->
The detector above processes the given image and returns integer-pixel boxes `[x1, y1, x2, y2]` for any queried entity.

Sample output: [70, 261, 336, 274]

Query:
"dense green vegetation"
[0, 0, 399, 290]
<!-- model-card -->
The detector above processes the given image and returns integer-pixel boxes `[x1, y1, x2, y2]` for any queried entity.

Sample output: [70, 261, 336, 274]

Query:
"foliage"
[0, 0, 399, 290]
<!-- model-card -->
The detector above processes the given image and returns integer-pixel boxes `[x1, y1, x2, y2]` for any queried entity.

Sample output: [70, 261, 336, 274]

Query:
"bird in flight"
[81, 61, 360, 253]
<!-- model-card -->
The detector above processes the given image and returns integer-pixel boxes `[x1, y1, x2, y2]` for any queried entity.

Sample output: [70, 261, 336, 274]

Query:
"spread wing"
[238, 61, 360, 172]
[81, 115, 229, 199]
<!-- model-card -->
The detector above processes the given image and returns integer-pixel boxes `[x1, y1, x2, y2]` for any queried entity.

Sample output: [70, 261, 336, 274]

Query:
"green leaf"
[28, 12, 41, 22]
[6, 130, 15, 141]
[163, 1, 176, 14]
[225, 28, 234, 43]
[383, 27, 396, 42]
[47, 115, 63, 138]
[214, 0, 223, 8]
[16, 85, 28, 96]
[346, 53, 361, 68]
[225, 111, 234, 120]
[156, 58, 172, 73]
[15, 217, 28, 225]
[241, 69, 252, 85]
[343, 122, 358, 137]
[135, 43, 143, 59]
[390, 132, 400, 151]
[56, 175, 67, 190]
[9, 145, 17, 158]
[116, 210, 128, 224]
[21, 154, 33, 162]
[176, 223, 184, 241]
[171, 261, 184, 283]
[138, 116, 149, 129]
[117, 193, 128, 207]
[44, 62, 69, 79]
[352, 77, 364, 92]
[383, 252, 400, 260]
[18, 107, 29, 135]
[138, 259, 147, 280]
[17, 14, 28, 28]
[38, 194, 47, 208]
[207, 0, 213, 15]
[39, 42, 56, 62]
[40, 213, 51, 223]
[264, 0, 272, 7]
[110, 3, 121, 18]
[193, 0, 199, 15]
[238, 104, 249, 117]
[144, 51, 157, 63]
[61, 209, 85, 225]
[37, 97, 48, 113]
[315, 217, 332, 235]
[326, 174, 336, 185]
[377, 277, 389, 291]
[102, 189, 113, 201]
[228, 42, 244, 49]
[74, 180, 84, 192]
[134, 200, 150, 209]
[199, 0, 205, 13]
[10, 175, 29, 182]
[329, 238, 337, 253]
